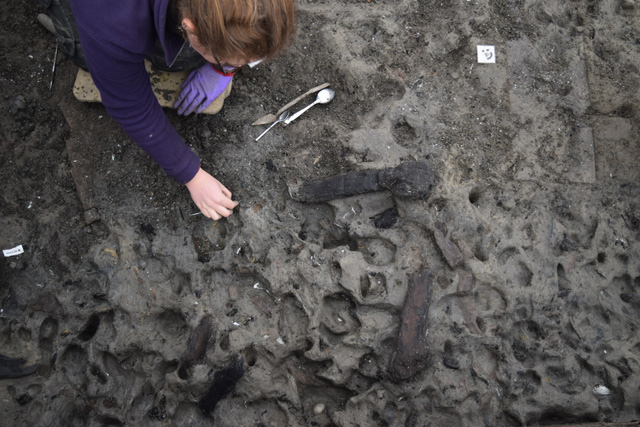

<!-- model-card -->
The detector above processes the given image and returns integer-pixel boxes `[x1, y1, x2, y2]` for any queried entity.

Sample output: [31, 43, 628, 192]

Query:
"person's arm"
[71, 4, 237, 218]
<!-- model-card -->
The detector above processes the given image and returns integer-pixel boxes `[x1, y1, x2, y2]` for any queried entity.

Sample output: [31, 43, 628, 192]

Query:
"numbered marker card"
[477, 45, 496, 64]
[3, 245, 24, 257]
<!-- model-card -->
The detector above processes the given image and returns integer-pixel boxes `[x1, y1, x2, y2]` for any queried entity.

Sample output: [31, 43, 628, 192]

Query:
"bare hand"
[185, 168, 238, 220]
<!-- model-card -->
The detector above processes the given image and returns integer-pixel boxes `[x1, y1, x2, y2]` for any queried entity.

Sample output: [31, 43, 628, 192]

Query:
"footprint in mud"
[510, 319, 547, 369]
[360, 272, 388, 299]
[210, 397, 289, 426]
[171, 402, 208, 425]
[545, 363, 587, 395]
[192, 220, 229, 262]
[557, 263, 571, 292]
[38, 316, 58, 350]
[611, 274, 640, 315]
[89, 363, 108, 385]
[127, 382, 160, 425]
[219, 331, 230, 352]
[78, 314, 100, 341]
[7, 383, 43, 406]
[61, 345, 89, 389]
[358, 352, 383, 379]
[391, 114, 423, 148]
[100, 351, 139, 393]
[278, 294, 309, 346]
[497, 247, 518, 265]
[511, 369, 541, 397]
[298, 204, 351, 249]
[357, 237, 397, 266]
[476, 286, 508, 313]
[473, 232, 496, 262]
[495, 247, 533, 287]
[506, 260, 533, 287]
[156, 310, 188, 338]
[320, 293, 360, 336]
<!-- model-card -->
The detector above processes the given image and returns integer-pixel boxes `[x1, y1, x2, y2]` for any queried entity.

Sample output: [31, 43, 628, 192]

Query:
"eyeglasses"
[212, 56, 243, 75]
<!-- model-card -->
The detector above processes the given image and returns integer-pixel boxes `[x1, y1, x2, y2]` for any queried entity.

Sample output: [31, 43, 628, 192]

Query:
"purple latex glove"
[174, 63, 233, 116]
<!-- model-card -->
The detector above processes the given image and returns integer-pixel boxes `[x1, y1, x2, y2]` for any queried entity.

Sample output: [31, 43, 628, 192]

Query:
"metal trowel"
[252, 82, 331, 125]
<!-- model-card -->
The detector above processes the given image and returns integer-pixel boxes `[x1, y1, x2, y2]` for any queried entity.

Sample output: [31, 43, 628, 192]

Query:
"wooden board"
[72, 60, 232, 114]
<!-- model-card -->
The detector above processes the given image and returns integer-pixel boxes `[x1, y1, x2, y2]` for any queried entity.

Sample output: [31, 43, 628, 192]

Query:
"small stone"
[14, 95, 26, 110]
[443, 357, 460, 370]
[456, 271, 475, 296]
[84, 207, 101, 225]
[313, 403, 326, 415]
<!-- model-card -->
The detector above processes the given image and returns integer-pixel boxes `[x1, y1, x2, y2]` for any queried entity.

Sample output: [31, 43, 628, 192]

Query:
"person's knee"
[39, 0, 88, 70]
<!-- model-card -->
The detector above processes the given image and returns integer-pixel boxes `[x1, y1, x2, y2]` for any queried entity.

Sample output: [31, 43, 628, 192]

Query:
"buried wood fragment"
[289, 161, 437, 203]
[391, 269, 433, 380]
[371, 206, 399, 229]
[198, 356, 245, 414]
[249, 294, 273, 318]
[433, 229, 463, 268]
[180, 315, 213, 371]
[287, 364, 329, 387]
[0, 354, 39, 379]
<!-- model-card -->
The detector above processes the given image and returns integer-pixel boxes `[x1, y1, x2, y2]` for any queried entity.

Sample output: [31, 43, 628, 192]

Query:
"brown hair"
[178, 0, 295, 63]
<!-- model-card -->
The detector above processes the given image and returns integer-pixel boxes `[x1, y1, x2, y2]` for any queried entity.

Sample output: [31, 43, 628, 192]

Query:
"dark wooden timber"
[291, 161, 437, 202]
[391, 269, 433, 380]
[0, 354, 39, 379]
[198, 356, 245, 414]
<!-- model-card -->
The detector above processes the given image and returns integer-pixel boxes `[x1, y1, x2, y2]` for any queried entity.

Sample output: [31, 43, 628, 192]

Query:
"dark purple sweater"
[69, 0, 200, 184]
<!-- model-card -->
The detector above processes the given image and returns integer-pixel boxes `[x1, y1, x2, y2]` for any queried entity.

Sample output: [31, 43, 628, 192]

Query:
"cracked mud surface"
[1, 0, 640, 425]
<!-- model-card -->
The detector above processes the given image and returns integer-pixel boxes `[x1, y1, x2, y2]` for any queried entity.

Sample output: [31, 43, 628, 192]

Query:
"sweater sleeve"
[71, 4, 201, 184]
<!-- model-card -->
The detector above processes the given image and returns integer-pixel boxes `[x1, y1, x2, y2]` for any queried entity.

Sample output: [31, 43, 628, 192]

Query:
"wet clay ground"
[1, 0, 640, 425]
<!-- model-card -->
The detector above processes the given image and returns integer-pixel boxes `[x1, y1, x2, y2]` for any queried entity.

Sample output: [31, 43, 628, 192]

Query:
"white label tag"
[477, 45, 496, 64]
[3, 245, 24, 257]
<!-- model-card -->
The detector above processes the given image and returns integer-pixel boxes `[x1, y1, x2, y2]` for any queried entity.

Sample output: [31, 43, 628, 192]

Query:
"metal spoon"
[284, 88, 335, 126]
[255, 110, 290, 141]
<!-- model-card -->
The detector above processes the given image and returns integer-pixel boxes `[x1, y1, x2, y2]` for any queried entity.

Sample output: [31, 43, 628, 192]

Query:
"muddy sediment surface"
[1, 0, 640, 425]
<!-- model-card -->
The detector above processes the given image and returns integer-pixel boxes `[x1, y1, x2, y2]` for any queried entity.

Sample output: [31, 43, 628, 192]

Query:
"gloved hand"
[174, 63, 233, 116]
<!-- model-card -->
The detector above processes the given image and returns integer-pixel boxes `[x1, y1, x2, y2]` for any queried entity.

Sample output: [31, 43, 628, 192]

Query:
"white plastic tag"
[3, 245, 24, 257]
[477, 45, 496, 64]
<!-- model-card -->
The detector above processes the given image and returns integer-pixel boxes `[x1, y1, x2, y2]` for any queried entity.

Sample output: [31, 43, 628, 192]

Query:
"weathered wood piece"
[371, 207, 399, 229]
[287, 365, 329, 387]
[456, 271, 475, 296]
[59, 100, 102, 224]
[391, 269, 433, 380]
[290, 161, 437, 202]
[198, 356, 245, 414]
[0, 354, 39, 379]
[180, 315, 213, 368]
[433, 229, 463, 268]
